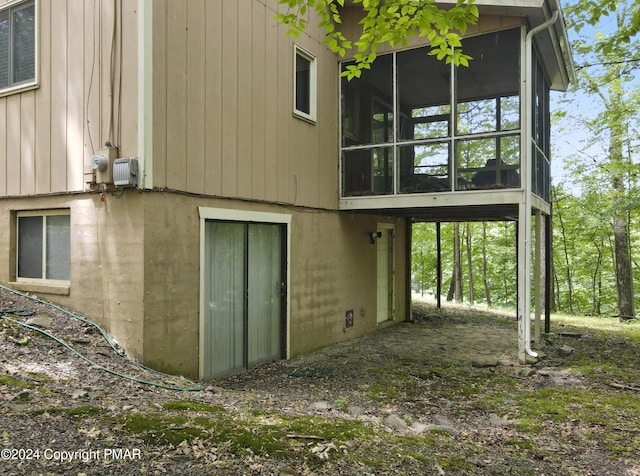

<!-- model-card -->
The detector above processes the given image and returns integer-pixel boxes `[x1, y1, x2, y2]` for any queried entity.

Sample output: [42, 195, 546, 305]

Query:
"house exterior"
[0, 0, 573, 378]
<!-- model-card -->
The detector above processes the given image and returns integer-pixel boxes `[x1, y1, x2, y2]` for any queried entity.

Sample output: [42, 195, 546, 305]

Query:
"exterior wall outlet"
[345, 310, 354, 328]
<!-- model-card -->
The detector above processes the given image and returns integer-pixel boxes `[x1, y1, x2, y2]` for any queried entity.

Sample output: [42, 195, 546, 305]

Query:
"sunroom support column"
[517, 203, 536, 363]
[534, 209, 542, 346]
[436, 222, 442, 309]
[545, 212, 552, 334]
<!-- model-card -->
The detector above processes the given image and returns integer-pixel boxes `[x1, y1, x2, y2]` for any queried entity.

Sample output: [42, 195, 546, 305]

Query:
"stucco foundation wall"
[141, 192, 202, 377]
[0, 192, 145, 359]
[139, 191, 407, 379]
[289, 211, 407, 357]
[1, 191, 407, 380]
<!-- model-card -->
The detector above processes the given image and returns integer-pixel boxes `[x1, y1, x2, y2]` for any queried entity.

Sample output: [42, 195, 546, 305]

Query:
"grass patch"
[0, 374, 34, 389]
[162, 400, 226, 413]
[437, 455, 476, 472]
[120, 413, 205, 446]
[512, 386, 640, 438]
[113, 406, 378, 461]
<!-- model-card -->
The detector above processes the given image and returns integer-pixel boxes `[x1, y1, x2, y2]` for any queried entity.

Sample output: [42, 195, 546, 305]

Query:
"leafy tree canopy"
[565, 0, 640, 56]
[276, 0, 479, 79]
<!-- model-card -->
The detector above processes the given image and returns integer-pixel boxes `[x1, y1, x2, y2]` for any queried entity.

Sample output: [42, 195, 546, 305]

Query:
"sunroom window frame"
[339, 27, 525, 198]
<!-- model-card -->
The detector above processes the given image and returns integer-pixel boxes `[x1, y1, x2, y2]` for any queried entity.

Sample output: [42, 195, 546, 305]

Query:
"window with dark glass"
[341, 54, 393, 195]
[294, 45, 316, 122]
[0, 0, 36, 92]
[531, 48, 551, 201]
[17, 211, 70, 282]
[455, 28, 521, 190]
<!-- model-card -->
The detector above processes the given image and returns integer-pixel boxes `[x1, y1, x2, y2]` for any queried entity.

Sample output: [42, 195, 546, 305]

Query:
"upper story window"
[17, 210, 70, 284]
[293, 44, 317, 123]
[0, 0, 36, 93]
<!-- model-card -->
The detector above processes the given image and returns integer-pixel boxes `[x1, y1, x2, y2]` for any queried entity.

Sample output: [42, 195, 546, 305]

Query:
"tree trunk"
[481, 222, 492, 307]
[447, 223, 463, 303]
[609, 98, 635, 319]
[465, 223, 474, 306]
[612, 210, 634, 318]
[553, 190, 574, 313]
[590, 238, 603, 316]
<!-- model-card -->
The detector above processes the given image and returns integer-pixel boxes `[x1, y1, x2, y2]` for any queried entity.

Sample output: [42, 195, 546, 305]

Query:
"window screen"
[17, 212, 70, 282]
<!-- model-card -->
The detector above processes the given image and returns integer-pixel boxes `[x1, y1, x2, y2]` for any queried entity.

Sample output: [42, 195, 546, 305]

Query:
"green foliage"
[553, 0, 640, 317]
[412, 222, 517, 308]
[276, 0, 478, 78]
[551, 185, 624, 315]
[564, 0, 640, 56]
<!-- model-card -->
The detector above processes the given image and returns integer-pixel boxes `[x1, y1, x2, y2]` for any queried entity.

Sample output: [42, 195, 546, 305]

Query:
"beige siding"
[35, 0, 51, 194]
[186, 0, 206, 194]
[0, 100, 5, 195]
[340, 8, 523, 58]
[152, 0, 340, 210]
[6, 95, 21, 195]
[0, 0, 139, 197]
[204, 1, 223, 195]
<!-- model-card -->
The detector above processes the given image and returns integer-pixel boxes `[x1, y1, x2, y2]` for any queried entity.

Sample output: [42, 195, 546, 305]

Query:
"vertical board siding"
[220, 0, 239, 197]
[251, 2, 267, 201]
[204, 0, 223, 195]
[0, 100, 6, 196]
[276, 22, 291, 204]
[152, 0, 168, 188]
[155, 0, 340, 210]
[35, 0, 51, 194]
[6, 96, 20, 195]
[186, 0, 206, 195]
[66, 0, 84, 191]
[0, 0, 139, 196]
[49, 0, 68, 193]
[237, 0, 253, 200]
[264, 1, 279, 201]
[165, 3, 187, 190]
[20, 92, 35, 194]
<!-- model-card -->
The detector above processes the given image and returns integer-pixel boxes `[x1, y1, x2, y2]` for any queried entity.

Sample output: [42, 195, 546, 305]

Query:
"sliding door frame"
[198, 207, 292, 379]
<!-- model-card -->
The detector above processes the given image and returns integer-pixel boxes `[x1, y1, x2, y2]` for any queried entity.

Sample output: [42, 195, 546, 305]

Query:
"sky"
[550, 0, 640, 190]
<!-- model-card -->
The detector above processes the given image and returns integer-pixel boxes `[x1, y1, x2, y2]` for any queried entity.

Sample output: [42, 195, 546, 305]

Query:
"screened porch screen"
[340, 28, 525, 197]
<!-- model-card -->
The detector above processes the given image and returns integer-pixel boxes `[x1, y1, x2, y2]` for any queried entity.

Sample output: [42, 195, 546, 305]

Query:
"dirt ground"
[1, 286, 639, 475]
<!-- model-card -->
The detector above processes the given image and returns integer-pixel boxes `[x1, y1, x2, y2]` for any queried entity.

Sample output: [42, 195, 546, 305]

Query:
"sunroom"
[338, 0, 574, 361]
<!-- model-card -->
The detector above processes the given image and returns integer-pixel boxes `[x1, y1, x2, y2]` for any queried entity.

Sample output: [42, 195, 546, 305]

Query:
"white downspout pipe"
[520, 10, 560, 360]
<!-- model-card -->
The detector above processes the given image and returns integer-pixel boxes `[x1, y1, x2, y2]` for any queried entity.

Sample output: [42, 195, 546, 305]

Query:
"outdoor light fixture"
[370, 231, 382, 244]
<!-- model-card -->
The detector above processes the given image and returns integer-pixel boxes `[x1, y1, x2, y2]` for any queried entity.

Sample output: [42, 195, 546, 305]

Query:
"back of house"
[0, 0, 572, 378]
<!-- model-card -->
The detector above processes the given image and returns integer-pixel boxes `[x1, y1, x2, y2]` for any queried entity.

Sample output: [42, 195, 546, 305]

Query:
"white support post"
[534, 209, 542, 347]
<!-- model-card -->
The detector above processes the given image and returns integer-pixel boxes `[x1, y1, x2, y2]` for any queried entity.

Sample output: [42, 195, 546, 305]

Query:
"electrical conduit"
[0, 283, 205, 391]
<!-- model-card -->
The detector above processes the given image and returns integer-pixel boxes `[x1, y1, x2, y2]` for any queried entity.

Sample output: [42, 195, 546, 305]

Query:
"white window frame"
[293, 44, 317, 123]
[16, 209, 70, 286]
[0, 0, 38, 96]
